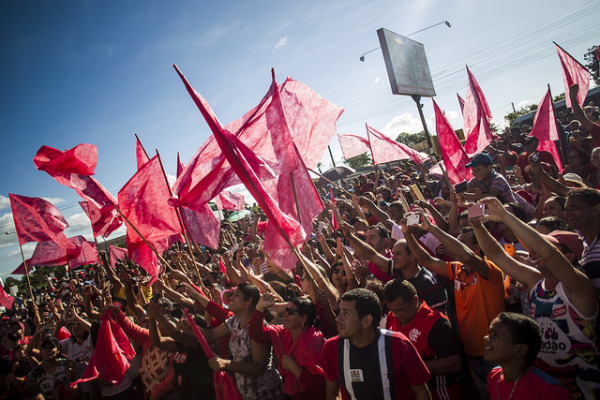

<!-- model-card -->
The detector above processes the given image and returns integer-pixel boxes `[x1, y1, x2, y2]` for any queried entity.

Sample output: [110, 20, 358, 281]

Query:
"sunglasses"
[285, 308, 303, 316]
[332, 269, 346, 276]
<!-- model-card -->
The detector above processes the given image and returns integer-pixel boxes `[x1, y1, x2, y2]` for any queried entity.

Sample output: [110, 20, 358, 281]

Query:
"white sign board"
[377, 28, 436, 97]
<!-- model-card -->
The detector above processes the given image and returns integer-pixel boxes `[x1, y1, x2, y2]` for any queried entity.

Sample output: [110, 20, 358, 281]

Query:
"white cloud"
[41, 197, 66, 206]
[515, 99, 534, 108]
[166, 173, 177, 189]
[374, 77, 379, 84]
[274, 36, 288, 50]
[0, 195, 9, 210]
[380, 113, 423, 136]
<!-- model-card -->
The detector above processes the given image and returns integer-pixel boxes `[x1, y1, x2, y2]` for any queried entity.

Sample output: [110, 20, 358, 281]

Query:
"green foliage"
[553, 93, 565, 102]
[344, 153, 371, 169]
[504, 104, 538, 127]
[584, 45, 599, 86]
[395, 131, 426, 147]
[6, 265, 68, 296]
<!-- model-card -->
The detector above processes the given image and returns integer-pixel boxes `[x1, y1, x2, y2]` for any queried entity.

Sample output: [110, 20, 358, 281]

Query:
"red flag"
[173, 65, 304, 249]
[555, 42, 590, 109]
[118, 156, 182, 281]
[0, 285, 14, 309]
[366, 125, 429, 165]
[337, 133, 372, 161]
[176, 152, 184, 177]
[214, 191, 245, 211]
[34, 144, 122, 238]
[457, 93, 465, 115]
[433, 100, 473, 185]
[109, 245, 127, 269]
[9, 194, 72, 248]
[219, 257, 231, 286]
[72, 313, 135, 386]
[29, 236, 97, 268]
[136, 135, 151, 170]
[79, 201, 122, 238]
[11, 259, 30, 275]
[68, 236, 98, 269]
[180, 205, 220, 250]
[463, 67, 493, 156]
[33, 144, 97, 177]
[529, 89, 564, 172]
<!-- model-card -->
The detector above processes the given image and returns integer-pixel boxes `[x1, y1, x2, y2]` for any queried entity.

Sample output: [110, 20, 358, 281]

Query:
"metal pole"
[411, 95, 438, 156]
[328, 145, 337, 167]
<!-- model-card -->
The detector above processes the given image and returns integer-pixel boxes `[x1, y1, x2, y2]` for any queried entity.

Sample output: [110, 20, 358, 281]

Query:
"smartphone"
[406, 213, 420, 226]
[505, 166, 515, 173]
[454, 181, 468, 193]
[468, 203, 485, 219]
[504, 244, 515, 257]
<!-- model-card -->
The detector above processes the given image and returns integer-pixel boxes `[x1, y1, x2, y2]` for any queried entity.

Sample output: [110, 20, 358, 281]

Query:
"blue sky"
[1, 0, 599, 278]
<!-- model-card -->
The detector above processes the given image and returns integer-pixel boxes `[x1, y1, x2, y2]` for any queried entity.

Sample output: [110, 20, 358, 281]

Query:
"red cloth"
[108, 245, 127, 269]
[330, 187, 339, 230]
[457, 93, 465, 115]
[0, 285, 14, 309]
[29, 235, 97, 268]
[218, 257, 230, 286]
[11, 259, 29, 275]
[72, 314, 135, 387]
[33, 144, 97, 177]
[433, 99, 473, 185]
[555, 42, 590, 109]
[177, 153, 184, 177]
[337, 133, 371, 161]
[214, 191, 245, 211]
[463, 66, 493, 156]
[33, 144, 122, 238]
[366, 124, 429, 165]
[9, 194, 70, 246]
[180, 204, 220, 250]
[529, 89, 564, 172]
[118, 156, 181, 281]
[67, 236, 98, 268]
[174, 65, 305, 250]
[136, 136, 151, 170]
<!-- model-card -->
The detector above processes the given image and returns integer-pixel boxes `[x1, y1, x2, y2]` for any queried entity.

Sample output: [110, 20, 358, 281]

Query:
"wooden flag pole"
[17, 243, 36, 307]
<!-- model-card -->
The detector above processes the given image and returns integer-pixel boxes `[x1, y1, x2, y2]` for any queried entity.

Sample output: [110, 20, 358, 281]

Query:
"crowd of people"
[1, 84, 600, 400]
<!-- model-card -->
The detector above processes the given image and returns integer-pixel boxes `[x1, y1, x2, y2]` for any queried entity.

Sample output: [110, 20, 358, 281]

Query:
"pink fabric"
[28, 235, 96, 268]
[433, 100, 473, 184]
[337, 133, 371, 161]
[330, 187, 339, 230]
[215, 191, 245, 211]
[33, 144, 97, 177]
[463, 67, 493, 156]
[0, 285, 14, 309]
[109, 245, 127, 269]
[68, 236, 98, 268]
[529, 89, 564, 172]
[79, 201, 121, 239]
[176, 153, 184, 177]
[136, 136, 151, 170]
[366, 124, 429, 165]
[173, 65, 305, 250]
[72, 314, 135, 387]
[9, 194, 72, 248]
[457, 93, 465, 115]
[555, 42, 590, 109]
[180, 204, 220, 250]
[118, 156, 181, 281]
[11, 259, 29, 275]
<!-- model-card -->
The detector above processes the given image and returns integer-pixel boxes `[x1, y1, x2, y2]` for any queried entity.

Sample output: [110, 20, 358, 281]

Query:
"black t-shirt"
[173, 342, 216, 400]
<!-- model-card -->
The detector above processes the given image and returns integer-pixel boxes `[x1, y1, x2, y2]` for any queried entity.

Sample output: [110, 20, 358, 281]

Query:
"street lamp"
[359, 20, 451, 61]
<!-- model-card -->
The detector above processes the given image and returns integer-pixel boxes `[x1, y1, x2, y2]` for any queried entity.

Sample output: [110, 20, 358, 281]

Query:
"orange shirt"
[446, 260, 505, 356]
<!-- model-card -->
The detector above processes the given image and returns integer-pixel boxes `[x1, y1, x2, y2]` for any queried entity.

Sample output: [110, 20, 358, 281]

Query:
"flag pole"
[79, 201, 105, 291]
[17, 243, 36, 308]
[553, 41, 592, 71]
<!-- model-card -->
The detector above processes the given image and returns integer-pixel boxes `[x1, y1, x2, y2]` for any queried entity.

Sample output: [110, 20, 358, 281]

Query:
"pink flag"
[29, 236, 97, 269]
[72, 313, 135, 386]
[176, 152, 184, 177]
[433, 100, 473, 185]
[529, 89, 564, 172]
[180, 205, 220, 250]
[33, 144, 97, 177]
[68, 236, 98, 269]
[136, 135, 151, 170]
[457, 93, 465, 115]
[214, 191, 245, 211]
[366, 125, 430, 165]
[463, 67, 493, 156]
[0, 285, 14, 309]
[34, 144, 122, 238]
[555, 42, 590, 109]
[9, 194, 72, 248]
[173, 65, 305, 249]
[109, 245, 128, 269]
[11, 259, 30, 275]
[337, 133, 372, 161]
[219, 257, 231, 286]
[118, 156, 182, 281]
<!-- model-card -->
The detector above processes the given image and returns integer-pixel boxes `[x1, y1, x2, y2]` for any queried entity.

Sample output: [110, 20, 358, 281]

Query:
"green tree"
[344, 153, 371, 169]
[395, 131, 426, 147]
[504, 104, 538, 127]
[553, 93, 565, 102]
[584, 45, 599, 86]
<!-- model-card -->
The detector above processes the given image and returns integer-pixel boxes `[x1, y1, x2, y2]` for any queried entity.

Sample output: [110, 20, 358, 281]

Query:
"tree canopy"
[584, 45, 599, 86]
[344, 153, 371, 169]
[395, 131, 426, 147]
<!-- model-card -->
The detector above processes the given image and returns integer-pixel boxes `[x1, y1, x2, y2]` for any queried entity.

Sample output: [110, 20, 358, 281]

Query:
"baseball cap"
[465, 153, 493, 168]
[544, 230, 584, 260]
[41, 337, 62, 353]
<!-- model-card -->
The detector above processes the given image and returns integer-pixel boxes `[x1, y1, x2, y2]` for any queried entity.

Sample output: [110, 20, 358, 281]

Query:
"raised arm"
[402, 220, 448, 278]
[340, 222, 389, 274]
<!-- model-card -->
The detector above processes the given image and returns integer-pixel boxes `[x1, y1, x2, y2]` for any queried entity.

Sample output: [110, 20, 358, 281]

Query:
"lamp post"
[359, 20, 451, 61]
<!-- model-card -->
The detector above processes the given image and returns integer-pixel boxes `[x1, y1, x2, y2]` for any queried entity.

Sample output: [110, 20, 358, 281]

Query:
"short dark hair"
[383, 279, 416, 304]
[505, 202, 527, 223]
[536, 216, 569, 232]
[497, 312, 542, 365]
[237, 282, 260, 308]
[341, 288, 382, 329]
[367, 225, 389, 240]
[568, 188, 600, 208]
